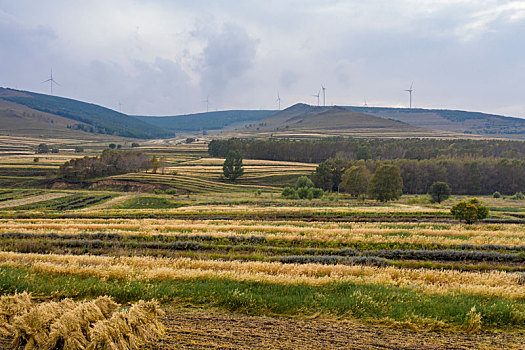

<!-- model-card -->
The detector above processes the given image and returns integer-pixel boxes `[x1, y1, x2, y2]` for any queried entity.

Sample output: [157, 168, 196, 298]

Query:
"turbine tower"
[312, 89, 320, 106]
[364, 98, 368, 107]
[321, 85, 326, 106]
[41, 69, 60, 95]
[203, 96, 210, 113]
[405, 82, 413, 109]
[276, 93, 281, 110]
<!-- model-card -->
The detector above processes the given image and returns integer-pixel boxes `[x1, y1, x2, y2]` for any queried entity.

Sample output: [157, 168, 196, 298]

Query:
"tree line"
[57, 149, 151, 181]
[209, 138, 525, 195]
[311, 158, 525, 195]
[208, 138, 525, 162]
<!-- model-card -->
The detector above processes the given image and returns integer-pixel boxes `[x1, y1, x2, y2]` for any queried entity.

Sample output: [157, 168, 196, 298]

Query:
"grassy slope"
[0, 88, 172, 139]
[136, 110, 276, 131]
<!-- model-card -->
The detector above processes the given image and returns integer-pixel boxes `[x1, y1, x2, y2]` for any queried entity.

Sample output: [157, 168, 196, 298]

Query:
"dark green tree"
[428, 181, 451, 203]
[367, 164, 403, 202]
[312, 158, 348, 191]
[451, 198, 489, 224]
[223, 150, 244, 182]
[340, 165, 370, 197]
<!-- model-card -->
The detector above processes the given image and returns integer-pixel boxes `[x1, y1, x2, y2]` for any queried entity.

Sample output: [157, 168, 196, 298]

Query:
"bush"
[511, 192, 525, 200]
[36, 143, 49, 154]
[186, 138, 196, 144]
[131, 142, 140, 148]
[108, 143, 116, 149]
[281, 187, 298, 199]
[451, 198, 489, 224]
[33, 157, 39, 163]
[295, 176, 314, 189]
[74, 146, 84, 153]
[493, 191, 501, 198]
[428, 181, 451, 203]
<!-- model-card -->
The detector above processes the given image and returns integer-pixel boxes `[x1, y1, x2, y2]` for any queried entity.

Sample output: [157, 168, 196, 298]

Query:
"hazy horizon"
[1, 1, 524, 118]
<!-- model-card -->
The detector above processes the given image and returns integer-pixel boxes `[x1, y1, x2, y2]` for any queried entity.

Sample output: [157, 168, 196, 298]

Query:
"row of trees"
[208, 138, 525, 162]
[57, 149, 151, 181]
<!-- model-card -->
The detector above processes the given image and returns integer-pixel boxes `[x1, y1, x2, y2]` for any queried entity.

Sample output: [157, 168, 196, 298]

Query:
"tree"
[223, 150, 244, 182]
[340, 165, 370, 197]
[36, 143, 50, 154]
[295, 176, 314, 189]
[368, 164, 403, 202]
[451, 198, 489, 224]
[150, 155, 160, 174]
[428, 181, 451, 203]
[312, 158, 348, 191]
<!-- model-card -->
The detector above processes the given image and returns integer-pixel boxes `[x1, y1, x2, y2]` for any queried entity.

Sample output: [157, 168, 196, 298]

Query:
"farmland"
[0, 139, 523, 348]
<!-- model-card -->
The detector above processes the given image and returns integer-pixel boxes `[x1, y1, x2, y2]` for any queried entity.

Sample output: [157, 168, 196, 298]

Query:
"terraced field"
[0, 139, 524, 348]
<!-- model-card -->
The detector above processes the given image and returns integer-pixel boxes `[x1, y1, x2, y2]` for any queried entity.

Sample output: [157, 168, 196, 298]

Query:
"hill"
[232, 103, 453, 138]
[345, 106, 525, 138]
[0, 88, 173, 139]
[136, 110, 276, 132]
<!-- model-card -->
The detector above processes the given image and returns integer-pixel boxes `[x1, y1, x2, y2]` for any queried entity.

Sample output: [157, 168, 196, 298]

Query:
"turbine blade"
[41, 79, 51, 83]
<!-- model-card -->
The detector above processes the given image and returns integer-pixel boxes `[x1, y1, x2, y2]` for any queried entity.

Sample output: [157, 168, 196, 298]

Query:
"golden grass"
[1, 218, 524, 246]
[2, 295, 163, 350]
[0, 252, 523, 300]
[0, 292, 32, 337]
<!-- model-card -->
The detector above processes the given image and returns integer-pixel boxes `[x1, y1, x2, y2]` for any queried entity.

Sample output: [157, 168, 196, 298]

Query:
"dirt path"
[147, 308, 525, 350]
[0, 193, 70, 209]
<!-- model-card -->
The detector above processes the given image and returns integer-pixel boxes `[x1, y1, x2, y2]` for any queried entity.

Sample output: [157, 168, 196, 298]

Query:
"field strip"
[0, 252, 523, 299]
[81, 194, 131, 210]
[0, 193, 71, 209]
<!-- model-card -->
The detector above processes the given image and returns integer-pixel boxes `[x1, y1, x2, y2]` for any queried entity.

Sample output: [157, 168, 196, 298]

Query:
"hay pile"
[0, 293, 164, 350]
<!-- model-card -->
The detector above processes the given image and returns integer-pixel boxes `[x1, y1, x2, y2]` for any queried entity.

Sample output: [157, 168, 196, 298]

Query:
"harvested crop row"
[0, 219, 523, 246]
[0, 252, 523, 299]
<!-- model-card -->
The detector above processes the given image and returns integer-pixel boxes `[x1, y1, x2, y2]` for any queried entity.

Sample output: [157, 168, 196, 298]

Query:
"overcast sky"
[1, 1, 524, 117]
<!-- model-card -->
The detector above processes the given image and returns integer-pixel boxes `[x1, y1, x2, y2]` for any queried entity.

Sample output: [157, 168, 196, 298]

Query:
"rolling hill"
[231, 103, 453, 138]
[0, 88, 173, 139]
[344, 106, 525, 138]
[136, 110, 276, 132]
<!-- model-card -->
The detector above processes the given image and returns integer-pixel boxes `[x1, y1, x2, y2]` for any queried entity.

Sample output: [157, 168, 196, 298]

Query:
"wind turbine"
[276, 92, 281, 110]
[41, 69, 60, 95]
[118, 102, 123, 113]
[202, 96, 210, 112]
[312, 89, 320, 106]
[405, 82, 413, 109]
[364, 98, 368, 107]
[321, 85, 326, 106]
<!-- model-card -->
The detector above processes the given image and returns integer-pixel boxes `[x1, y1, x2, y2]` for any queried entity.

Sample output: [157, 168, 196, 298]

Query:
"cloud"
[0, 1, 524, 117]
[196, 22, 259, 99]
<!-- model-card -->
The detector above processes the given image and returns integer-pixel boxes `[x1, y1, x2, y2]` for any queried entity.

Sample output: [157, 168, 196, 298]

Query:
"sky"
[0, 0, 524, 117]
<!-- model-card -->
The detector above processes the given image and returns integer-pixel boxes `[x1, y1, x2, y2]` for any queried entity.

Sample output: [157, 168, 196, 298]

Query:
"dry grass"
[0, 252, 523, 299]
[0, 294, 163, 350]
[1, 218, 524, 246]
[0, 292, 32, 337]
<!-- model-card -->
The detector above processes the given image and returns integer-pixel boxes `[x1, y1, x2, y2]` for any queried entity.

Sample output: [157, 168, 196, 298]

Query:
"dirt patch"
[146, 308, 525, 350]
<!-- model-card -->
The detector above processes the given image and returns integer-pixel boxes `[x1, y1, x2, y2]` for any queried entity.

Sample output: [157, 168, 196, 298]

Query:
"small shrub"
[33, 157, 39, 163]
[492, 191, 501, 198]
[108, 143, 116, 149]
[295, 176, 314, 190]
[131, 142, 140, 148]
[74, 146, 84, 153]
[451, 198, 489, 224]
[185, 138, 196, 144]
[281, 187, 298, 199]
[511, 192, 525, 200]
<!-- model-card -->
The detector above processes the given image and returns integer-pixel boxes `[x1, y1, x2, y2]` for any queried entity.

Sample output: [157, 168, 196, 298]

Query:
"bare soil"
[147, 308, 525, 350]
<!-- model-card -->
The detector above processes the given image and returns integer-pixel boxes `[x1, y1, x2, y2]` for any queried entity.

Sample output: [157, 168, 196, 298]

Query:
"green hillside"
[0, 88, 173, 139]
[136, 110, 276, 131]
